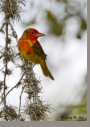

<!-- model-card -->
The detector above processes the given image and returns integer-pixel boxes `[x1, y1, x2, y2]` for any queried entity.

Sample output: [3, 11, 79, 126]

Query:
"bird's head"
[22, 28, 45, 41]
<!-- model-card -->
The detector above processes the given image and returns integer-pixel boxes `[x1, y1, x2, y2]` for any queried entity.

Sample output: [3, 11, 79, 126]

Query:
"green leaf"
[81, 19, 87, 30]
[46, 11, 63, 36]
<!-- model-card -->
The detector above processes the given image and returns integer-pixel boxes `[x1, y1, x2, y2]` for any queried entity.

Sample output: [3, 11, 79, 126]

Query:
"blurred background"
[0, 0, 87, 121]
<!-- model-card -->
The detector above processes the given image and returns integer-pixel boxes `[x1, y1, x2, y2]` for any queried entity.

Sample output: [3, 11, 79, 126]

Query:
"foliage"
[54, 95, 87, 121]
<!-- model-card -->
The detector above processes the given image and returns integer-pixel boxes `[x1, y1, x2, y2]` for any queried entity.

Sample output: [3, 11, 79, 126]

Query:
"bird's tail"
[40, 60, 54, 80]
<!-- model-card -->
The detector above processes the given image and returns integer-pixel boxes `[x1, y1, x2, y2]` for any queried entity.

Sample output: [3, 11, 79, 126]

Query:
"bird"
[18, 28, 54, 80]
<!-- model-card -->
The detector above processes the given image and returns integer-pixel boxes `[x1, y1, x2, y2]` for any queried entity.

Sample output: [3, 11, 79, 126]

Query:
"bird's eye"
[31, 32, 34, 34]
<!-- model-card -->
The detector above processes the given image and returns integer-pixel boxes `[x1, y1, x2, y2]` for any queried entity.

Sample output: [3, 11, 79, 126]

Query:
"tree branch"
[3, 22, 8, 110]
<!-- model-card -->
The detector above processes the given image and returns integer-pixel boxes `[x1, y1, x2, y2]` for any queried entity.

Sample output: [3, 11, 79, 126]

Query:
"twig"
[0, 55, 4, 59]
[18, 0, 25, 6]
[8, 21, 18, 44]
[0, 66, 5, 71]
[0, 22, 5, 34]
[0, 20, 18, 45]
[19, 85, 24, 117]
[0, 53, 20, 71]
[0, 20, 11, 33]
[0, 73, 24, 105]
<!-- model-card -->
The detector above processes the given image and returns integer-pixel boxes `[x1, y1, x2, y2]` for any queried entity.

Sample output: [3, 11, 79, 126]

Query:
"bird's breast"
[18, 38, 35, 52]
[18, 38, 41, 63]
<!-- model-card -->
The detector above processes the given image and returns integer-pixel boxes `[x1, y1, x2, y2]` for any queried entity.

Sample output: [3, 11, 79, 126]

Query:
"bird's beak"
[35, 33, 45, 37]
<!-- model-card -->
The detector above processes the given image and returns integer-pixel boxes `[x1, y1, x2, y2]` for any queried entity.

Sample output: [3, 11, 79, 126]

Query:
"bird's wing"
[34, 41, 47, 60]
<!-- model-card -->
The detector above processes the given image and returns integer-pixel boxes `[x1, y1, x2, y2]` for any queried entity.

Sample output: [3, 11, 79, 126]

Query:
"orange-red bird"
[18, 28, 54, 80]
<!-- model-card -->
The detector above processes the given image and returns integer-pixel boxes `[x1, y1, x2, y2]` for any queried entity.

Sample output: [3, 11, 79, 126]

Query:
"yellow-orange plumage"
[18, 28, 54, 80]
